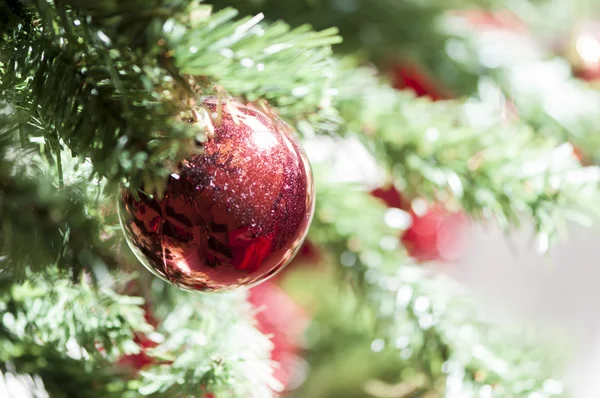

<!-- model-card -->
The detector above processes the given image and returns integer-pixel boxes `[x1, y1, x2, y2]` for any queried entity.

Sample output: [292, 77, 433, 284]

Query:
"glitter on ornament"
[119, 98, 315, 293]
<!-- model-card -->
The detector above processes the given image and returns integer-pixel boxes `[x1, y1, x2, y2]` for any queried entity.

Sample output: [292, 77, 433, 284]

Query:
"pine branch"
[0, 271, 277, 397]
[54, 0, 342, 103]
[0, 273, 144, 398]
[0, 109, 117, 280]
[2, 0, 202, 193]
[0, 329, 137, 398]
[61, 0, 342, 121]
[0, 271, 151, 361]
[332, 66, 600, 247]
[1, 1, 340, 192]
[306, 174, 565, 396]
[139, 285, 278, 397]
[0, 174, 119, 280]
[442, 14, 600, 163]
[208, 0, 505, 94]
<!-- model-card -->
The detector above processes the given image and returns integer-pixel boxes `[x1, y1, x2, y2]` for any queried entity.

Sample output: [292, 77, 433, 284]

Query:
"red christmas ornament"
[565, 21, 600, 82]
[371, 186, 469, 262]
[392, 63, 449, 101]
[571, 143, 591, 165]
[117, 302, 159, 371]
[249, 281, 309, 392]
[119, 98, 315, 293]
[402, 206, 469, 262]
[454, 10, 528, 33]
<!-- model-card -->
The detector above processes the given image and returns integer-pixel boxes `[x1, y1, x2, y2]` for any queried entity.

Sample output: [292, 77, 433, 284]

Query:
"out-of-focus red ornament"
[454, 10, 528, 33]
[565, 21, 600, 82]
[119, 336, 156, 370]
[119, 98, 315, 293]
[572, 143, 590, 165]
[118, 306, 158, 371]
[402, 206, 470, 262]
[249, 281, 309, 393]
[371, 186, 469, 262]
[119, 309, 158, 372]
[371, 186, 404, 209]
[392, 63, 449, 101]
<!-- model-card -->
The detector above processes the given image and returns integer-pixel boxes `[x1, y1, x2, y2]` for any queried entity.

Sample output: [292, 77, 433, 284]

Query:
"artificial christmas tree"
[1, 0, 600, 397]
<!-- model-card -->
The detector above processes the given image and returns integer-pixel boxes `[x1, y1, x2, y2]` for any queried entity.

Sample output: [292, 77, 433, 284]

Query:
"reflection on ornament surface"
[119, 98, 315, 293]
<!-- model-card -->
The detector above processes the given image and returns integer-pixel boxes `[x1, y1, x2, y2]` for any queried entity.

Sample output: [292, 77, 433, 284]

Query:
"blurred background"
[246, 0, 600, 396]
